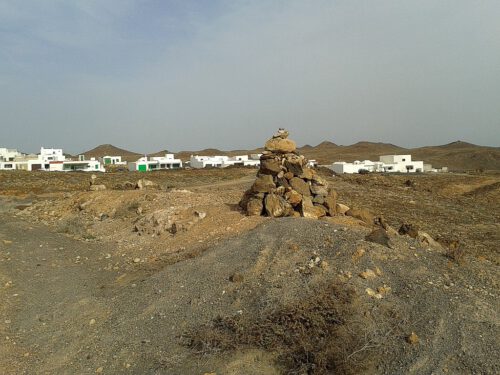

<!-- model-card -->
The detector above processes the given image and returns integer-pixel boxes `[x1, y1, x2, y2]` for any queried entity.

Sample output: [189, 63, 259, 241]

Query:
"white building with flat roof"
[189, 154, 261, 168]
[100, 156, 127, 166]
[0, 148, 22, 162]
[331, 155, 425, 174]
[129, 154, 183, 172]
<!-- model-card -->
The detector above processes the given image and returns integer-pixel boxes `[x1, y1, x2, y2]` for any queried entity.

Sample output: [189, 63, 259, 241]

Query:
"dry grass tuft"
[183, 283, 388, 374]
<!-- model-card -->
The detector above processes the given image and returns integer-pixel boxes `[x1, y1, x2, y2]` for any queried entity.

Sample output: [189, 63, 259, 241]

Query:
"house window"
[402, 158, 406, 161]
[4, 164, 13, 168]
[95, 165, 99, 169]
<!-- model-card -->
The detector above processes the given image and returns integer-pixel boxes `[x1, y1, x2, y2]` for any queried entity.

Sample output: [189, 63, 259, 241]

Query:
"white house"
[100, 156, 126, 166]
[16, 147, 67, 171]
[189, 154, 261, 168]
[1, 147, 105, 172]
[0, 148, 22, 162]
[0, 148, 21, 170]
[129, 154, 182, 172]
[331, 155, 424, 174]
[48, 159, 105, 172]
[0, 161, 17, 170]
[40, 147, 65, 162]
[378, 155, 424, 173]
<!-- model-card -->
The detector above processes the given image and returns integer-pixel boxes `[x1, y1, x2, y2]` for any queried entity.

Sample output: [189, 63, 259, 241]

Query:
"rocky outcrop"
[240, 129, 339, 218]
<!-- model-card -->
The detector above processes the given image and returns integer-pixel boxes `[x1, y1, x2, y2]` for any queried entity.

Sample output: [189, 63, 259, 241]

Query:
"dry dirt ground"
[0, 168, 499, 374]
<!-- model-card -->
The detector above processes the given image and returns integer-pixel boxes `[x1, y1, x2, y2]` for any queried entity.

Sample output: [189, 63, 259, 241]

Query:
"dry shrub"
[445, 240, 465, 264]
[183, 283, 384, 374]
[114, 200, 140, 218]
[57, 216, 86, 236]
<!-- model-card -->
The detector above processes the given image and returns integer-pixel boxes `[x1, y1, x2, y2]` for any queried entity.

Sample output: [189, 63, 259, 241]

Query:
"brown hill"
[410, 142, 500, 170]
[81, 144, 142, 162]
[82, 140, 500, 171]
[298, 141, 407, 165]
[296, 140, 500, 171]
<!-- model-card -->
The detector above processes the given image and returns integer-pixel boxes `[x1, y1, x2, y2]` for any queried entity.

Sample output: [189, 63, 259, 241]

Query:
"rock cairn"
[240, 129, 338, 218]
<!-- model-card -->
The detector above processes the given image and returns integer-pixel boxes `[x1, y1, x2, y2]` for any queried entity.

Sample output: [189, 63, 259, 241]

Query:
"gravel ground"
[1, 213, 498, 374]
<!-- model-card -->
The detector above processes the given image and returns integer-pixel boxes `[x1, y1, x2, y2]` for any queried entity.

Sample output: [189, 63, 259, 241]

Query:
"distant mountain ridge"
[81, 141, 500, 171]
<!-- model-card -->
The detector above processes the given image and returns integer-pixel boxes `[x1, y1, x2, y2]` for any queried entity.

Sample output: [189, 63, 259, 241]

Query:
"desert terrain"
[0, 168, 499, 374]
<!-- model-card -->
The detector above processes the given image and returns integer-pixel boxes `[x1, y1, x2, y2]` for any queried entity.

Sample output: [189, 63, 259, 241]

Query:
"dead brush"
[444, 240, 465, 264]
[114, 200, 140, 218]
[182, 283, 385, 374]
[56, 216, 86, 237]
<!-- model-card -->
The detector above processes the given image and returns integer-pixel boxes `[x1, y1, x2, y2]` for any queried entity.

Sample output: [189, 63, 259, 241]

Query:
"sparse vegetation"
[183, 283, 389, 375]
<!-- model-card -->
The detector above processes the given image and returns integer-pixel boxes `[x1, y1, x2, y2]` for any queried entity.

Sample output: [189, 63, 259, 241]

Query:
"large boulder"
[247, 198, 264, 216]
[251, 175, 276, 193]
[284, 158, 304, 176]
[365, 228, 392, 248]
[265, 138, 296, 153]
[323, 190, 338, 216]
[260, 158, 282, 175]
[289, 177, 311, 196]
[265, 194, 291, 217]
[310, 183, 328, 196]
[346, 208, 375, 226]
[299, 167, 314, 180]
[285, 190, 303, 206]
[300, 196, 325, 219]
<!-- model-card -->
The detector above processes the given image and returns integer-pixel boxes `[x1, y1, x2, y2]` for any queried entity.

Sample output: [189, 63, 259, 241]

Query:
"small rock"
[406, 332, 419, 345]
[136, 178, 158, 190]
[229, 273, 244, 283]
[133, 258, 141, 263]
[352, 247, 365, 262]
[377, 285, 391, 294]
[359, 269, 377, 279]
[89, 184, 106, 191]
[95, 367, 103, 373]
[365, 228, 392, 248]
[365, 288, 383, 299]
[89, 319, 96, 325]
[195, 211, 207, 220]
[398, 223, 419, 238]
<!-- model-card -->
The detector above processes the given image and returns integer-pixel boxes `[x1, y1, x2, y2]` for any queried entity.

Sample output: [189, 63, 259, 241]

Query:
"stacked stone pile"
[240, 129, 338, 218]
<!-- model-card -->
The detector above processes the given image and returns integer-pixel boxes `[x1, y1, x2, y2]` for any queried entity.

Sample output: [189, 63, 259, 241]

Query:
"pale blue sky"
[1, 0, 499, 154]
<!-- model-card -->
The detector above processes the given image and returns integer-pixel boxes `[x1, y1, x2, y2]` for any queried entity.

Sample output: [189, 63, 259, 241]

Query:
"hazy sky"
[1, 0, 499, 154]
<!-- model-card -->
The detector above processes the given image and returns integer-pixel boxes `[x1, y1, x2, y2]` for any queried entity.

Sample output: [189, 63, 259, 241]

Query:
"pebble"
[406, 332, 419, 345]
[366, 288, 383, 299]
[360, 269, 377, 279]
[89, 319, 96, 326]
[133, 258, 141, 263]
